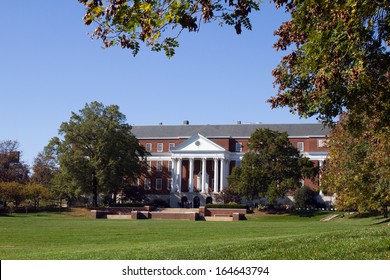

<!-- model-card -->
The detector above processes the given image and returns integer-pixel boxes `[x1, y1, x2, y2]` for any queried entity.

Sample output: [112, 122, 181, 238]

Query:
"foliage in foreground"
[78, 0, 260, 57]
[78, 1, 390, 130]
[323, 113, 390, 217]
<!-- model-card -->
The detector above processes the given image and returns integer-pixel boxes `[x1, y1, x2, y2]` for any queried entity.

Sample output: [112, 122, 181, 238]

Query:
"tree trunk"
[384, 204, 388, 218]
[92, 172, 98, 207]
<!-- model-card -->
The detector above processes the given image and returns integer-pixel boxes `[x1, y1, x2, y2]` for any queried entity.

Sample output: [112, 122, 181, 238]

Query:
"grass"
[0, 209, 389, 260]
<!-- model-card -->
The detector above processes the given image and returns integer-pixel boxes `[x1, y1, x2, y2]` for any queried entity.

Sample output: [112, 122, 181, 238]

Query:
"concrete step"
[204, 216, 233, 222]
[155, 208, 199, 213]
[320, 214, 340, 221]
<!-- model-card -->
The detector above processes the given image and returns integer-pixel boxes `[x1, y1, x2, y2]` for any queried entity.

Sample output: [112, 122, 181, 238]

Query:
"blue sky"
[0, 1, 318, 166]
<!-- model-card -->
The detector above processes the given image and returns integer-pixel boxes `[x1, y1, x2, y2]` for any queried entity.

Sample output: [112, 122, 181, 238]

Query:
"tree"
[293, 185, 317, 209]
[0, 181, 25, 207]
[269, 0, 390, 128]
[322, 113, 390, 217]
[24, 183, 52, 209]
[31, 149, 59, 187]
[78, 1, 389, 129]
[77, 0, 260, 57]
[48, 101, 148, 207]
[216, 186, 242, 204]
[0, 140, 29, 183]
[228, 128, 317, 203]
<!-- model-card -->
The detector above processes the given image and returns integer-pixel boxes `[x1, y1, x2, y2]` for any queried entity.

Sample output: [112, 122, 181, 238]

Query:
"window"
[147, 161, 152, 172]
[146, 143, 152, 152]
[168, 160, 173, 172]
[297, 142, 304, 152]
[156, 178, 162, 190]
[169, 143, 175, 151]
[144, 178, 151, 190]
[157, 161, 163, 172]
[167, 179, 172, 191]
[318, 139, 328, 148]
[235, 142, 242, 152]
[157, 143, 163, 152]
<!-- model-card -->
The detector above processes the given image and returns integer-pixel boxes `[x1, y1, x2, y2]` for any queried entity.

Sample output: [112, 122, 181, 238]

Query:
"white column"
[213, 158, 219, 193]
[220, 158, 225, 192]
[318, 160, 324, 187]
[201, 158, 207, 193]
[171, 158, 176, 193]
[177, 158, 182, 193]
[224, 160, 230, 188]
[189, 158, 194, 192]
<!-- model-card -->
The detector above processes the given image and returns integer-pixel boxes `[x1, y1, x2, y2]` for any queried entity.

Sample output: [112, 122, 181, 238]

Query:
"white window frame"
[168, 160, 173, 172]
[147, 161, 152, 172]
[318, 139, 328, 148]
[169, 143, 175, 151]
[157, 143, 163, 152]
[297, 142, 304, 152]
[167, 179, 172, 191]
[235, 142, 242, 152]
[157, 161, 163, 172]
[146, 143, 152, 152]
[144, 178, 151, 190]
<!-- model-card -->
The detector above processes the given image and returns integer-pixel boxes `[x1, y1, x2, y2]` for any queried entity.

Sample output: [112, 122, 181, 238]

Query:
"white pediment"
[171, 133, 226, 153]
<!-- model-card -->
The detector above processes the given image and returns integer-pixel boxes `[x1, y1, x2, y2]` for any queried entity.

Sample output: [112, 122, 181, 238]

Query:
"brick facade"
[131, 123, 329, 206]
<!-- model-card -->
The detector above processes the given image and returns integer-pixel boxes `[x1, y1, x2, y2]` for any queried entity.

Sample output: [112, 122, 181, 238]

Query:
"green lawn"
[0, 210, 389, 260]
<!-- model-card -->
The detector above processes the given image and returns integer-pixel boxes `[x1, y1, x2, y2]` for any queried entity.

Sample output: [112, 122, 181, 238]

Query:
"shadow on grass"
[347, 211, 383, 219]
[0, 207, 71, 217]
[288, 210, 333, 218]
[0, 213, 21, 218]
[258, 209, 334, 218]
[372, 217, 390, 225]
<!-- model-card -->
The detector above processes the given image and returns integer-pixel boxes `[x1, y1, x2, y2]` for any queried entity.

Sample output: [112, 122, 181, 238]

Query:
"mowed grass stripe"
[0, 212, 389, 259]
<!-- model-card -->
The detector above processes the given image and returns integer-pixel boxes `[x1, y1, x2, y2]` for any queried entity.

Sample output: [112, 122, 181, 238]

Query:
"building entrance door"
[181, 196, 188, 208]
[193, 196, 200, 208]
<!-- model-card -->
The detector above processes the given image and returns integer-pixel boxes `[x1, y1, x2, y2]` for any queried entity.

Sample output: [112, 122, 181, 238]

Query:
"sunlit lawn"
[0, 209, 389, 259]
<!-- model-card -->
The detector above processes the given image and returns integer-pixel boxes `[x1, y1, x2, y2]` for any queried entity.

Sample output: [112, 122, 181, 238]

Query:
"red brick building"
[131, 122, 329, 206]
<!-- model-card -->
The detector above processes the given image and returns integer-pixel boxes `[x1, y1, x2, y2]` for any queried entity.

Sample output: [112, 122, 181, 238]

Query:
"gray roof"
[131, 123, 330, 139]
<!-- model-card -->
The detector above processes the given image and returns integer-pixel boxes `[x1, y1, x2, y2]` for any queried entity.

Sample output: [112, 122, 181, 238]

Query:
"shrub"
[294, 186, 318, 209]
[150, 199, 170, 208]
[206, 203, 247, 209]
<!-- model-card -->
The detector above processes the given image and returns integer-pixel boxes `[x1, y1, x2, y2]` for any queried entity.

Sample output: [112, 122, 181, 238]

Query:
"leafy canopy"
[48, 101, 148, 206]
[78, 0, 260, 57]
[322, 113, 390, 217]
[269, 0, 390, 127]
[78, 1, 390, 129]
[0, 140, 29, 183]
[228, 128, 317, 202]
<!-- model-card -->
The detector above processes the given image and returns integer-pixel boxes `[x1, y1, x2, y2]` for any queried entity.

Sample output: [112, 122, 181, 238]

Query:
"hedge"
[205, 203, 247, 209]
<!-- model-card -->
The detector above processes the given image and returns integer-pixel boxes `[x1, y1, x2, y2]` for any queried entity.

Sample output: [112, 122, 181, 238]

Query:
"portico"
[170, 134, 231, 194]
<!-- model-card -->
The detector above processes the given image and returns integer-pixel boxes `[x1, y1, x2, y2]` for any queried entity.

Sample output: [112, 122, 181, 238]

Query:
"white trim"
[300, 152, 328, 161]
